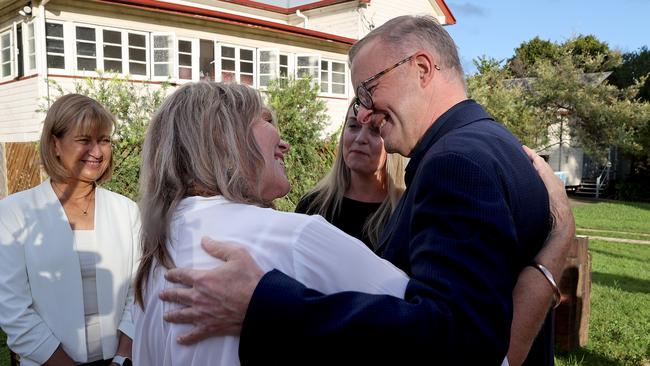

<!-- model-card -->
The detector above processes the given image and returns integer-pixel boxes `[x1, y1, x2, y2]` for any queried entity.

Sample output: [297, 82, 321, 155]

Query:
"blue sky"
[445, 0, 650, 74]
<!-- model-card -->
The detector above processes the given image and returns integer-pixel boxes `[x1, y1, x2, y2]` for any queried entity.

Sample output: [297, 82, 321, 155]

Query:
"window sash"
[218, 44, 256, 86]
[295, 54, 320, 86]
[0, 29, 13, 79]
[23, 22, 36, 73]
[320, 60, 346, 95]
[177, 39, 193, 80]
[152, 34, 175, 79]
[46, 22, 65, 70]
[258, 48, 278, 88]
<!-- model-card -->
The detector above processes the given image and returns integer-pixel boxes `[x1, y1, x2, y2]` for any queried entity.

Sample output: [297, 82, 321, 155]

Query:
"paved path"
[576, 227, 650, 245]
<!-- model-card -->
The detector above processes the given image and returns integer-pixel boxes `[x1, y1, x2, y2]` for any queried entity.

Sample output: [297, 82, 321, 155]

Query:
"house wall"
[302, 3, 361, 39]
[0, 77, 42, 142]
[363, 0, 446, 32]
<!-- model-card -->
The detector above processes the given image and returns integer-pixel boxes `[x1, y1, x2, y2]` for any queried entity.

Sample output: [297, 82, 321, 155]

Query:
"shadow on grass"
[555, 346, 620, 366]
[590, 247, 649, 265]
[592, 271, 650, 295]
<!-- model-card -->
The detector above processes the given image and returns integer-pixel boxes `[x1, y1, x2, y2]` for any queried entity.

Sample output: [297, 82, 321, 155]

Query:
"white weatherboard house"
[0, 0, 455, 197]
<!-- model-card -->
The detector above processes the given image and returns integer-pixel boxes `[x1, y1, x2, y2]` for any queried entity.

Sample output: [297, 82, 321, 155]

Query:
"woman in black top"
[295, 102, 406, 249]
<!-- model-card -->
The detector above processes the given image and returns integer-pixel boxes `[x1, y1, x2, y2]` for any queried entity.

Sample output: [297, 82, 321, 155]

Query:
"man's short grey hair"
[349, 15, 464, 80]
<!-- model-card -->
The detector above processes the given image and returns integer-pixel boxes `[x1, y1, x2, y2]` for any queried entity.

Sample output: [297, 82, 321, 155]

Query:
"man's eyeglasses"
[353, 54, 440, 116]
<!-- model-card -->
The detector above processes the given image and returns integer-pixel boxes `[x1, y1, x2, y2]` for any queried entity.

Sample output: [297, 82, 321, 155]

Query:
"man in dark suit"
[160, 15, 573, 365]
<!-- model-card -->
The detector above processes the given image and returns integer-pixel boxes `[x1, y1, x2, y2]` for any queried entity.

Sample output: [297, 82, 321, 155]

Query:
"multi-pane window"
[152, 34, 174, 78]
[279, 54, 289, 81]
[46, 22, 65, 69]
[75, 26, 97, 71]
[128, 33, 147, 76]
[178, 39, 193, 80]
[296, 54, 320, 85]
[0, 29, 12, 79]
[103, 29, 123, 73]
[23, 22, 36, 72]
[220, 45, 255, 86]
[199, 39, 214, 81]
[258, 49, 278, 88]
[321, 60, 346, 95]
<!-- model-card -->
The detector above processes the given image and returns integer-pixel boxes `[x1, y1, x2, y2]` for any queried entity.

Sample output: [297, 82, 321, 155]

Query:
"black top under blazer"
[240, 100, 552, 365]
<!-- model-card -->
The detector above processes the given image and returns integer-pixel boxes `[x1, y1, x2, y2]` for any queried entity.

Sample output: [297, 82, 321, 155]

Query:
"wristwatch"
[112, 355, 132, 366]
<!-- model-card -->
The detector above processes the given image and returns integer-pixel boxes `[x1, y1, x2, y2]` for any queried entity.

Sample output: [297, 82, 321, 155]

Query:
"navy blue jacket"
[239, 100, 551, 365]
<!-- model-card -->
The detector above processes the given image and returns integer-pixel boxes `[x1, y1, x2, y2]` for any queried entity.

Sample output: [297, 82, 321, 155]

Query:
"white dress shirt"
[133, 195, 409, 366]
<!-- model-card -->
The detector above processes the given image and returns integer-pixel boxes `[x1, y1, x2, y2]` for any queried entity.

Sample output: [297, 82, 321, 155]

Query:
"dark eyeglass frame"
[353, 54, 440, 116]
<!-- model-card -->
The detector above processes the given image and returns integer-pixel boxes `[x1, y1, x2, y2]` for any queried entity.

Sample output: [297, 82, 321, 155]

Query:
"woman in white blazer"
[0, 94, 139, 366]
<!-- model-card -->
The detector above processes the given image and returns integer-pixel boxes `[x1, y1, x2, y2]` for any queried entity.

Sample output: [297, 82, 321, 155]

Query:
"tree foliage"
[610, 46, 650, 102]
[264, 77, 337, 211]
[41, 73, 170, 199]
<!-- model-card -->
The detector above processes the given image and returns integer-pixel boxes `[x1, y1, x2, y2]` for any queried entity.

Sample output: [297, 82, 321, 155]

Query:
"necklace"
[52, 182, 95, 216]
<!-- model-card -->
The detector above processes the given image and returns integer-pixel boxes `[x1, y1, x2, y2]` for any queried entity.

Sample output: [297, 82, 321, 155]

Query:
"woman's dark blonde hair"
[304, 101, 407, 248]
[135, 81, 269, 307]
[39, 93, 116, 184]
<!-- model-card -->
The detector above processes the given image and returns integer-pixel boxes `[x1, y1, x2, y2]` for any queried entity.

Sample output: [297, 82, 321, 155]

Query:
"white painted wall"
[303, 3, 360, 39]
[360, 0, 444, 36]
[0, 77, 42, 142]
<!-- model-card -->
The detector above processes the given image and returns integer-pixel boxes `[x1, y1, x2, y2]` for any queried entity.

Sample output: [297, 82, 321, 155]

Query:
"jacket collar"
[404, 99, 493, 185]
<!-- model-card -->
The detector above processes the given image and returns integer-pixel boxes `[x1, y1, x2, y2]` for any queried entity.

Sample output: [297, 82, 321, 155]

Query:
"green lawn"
[2, 200, 649, 366]
[555, 199, 650, 366]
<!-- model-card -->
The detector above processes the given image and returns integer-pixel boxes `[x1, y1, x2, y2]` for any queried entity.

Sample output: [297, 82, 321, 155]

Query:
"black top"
[295, 194, 381, 249]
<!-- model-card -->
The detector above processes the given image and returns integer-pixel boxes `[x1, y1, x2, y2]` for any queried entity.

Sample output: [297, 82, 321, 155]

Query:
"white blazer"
[0, 179, 140, 366]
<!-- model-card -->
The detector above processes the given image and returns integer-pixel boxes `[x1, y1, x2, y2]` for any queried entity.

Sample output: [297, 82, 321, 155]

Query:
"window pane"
[221, 59, 235, 71]
[154, 50, 169, 62]
[47, 55, 65, 68]
[240, 49, 253, 61]
[104, 45, 122, 59]
[332, 73, 345, 84]
[179, 67, 192, 79]
[179, 54, 192, 66]
[178, 40, 192, 53]
[2, 49, 9, 61]
[77, 57, 96, 71]
[2, 64, 10, 77]
[240, 61, 253, 74]
[76, 27, 95, 41]
[129, 33, 146, 47]
[29, 55, 36, 69]
[320, 61, 328, 70]
[47, 39, 64, 54]
[298, 56, 317, 67]
[221, 46, 234, 58]
[103, 30, 121, 44]
[259, 51, 271, 62]
[221, 71, 235, 82]
[154, 64, 169, 76]
[259, 63, 271, 74]
[259, 75, 270, 86]
[240, 74, 253, 85]
[0, 35, 8, 49]
[279, 66, 288, 78]
[332, 62, 345, 73]
[129, 62, 146, 75]
[297, 68, 310, 78]
[200, 39, 214, 81]
[321, 81, 329, 93]
[129, 48, 146, 62]
[104, 60, 122, 73]
[280, 54, 288, 66]
[77, 42, 96, 57]
[46, 23, 63, 37]
[154, 36, 170, 48]
[332, 84, 345, 94]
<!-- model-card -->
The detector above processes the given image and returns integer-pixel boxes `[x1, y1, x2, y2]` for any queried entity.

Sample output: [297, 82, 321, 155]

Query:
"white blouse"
[133, 196, 409, 366]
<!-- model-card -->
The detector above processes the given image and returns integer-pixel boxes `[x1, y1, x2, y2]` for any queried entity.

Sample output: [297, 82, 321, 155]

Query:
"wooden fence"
[6, 142, 42, 194]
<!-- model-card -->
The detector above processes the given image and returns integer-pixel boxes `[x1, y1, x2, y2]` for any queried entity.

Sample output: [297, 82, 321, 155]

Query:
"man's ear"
[413, 51, 436, 87]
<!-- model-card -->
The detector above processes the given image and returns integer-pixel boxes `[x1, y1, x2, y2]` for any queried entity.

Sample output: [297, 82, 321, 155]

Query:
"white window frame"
[125, 30, 149, 79]
[0, 27, 14, 81]
[100, 27, 126, 75]
[295, 53, 320, 87]
[151, 32, 176, 81]
[73, 24, 99, 77]
[257, 48, 279, 89]
[45, 21, 67, 73]
[22, 20, 37, 74]
[279, 52, 292, 82]
[177, 37, 198, 82]
[320, 59, 347, 97]
[217, 43, 256, 87]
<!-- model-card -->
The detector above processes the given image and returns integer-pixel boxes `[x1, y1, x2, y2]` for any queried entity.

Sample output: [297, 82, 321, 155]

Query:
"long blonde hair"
[135, 82, 268, 307]
[304, 102, 407, 248]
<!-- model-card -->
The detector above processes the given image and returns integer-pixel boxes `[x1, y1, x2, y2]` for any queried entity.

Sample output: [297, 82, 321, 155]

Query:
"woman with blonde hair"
[296, 102, 407, 248]
[133, 81, 410, 365]
[0, 94, 138, 366]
